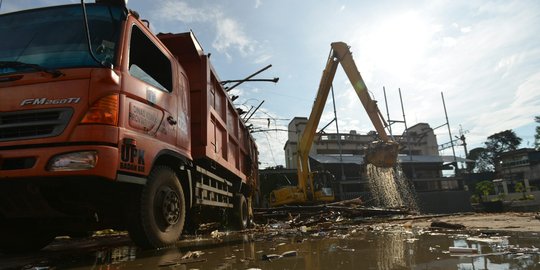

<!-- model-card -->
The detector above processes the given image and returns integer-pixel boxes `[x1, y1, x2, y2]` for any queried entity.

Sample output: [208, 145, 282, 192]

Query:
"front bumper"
[0, 145, 118, 181]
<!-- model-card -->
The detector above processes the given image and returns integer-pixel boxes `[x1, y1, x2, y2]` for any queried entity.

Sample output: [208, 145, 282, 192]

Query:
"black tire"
[128, 166, 186, 249]
[0, 227, 55, 254]
[231, 194, 249, 230]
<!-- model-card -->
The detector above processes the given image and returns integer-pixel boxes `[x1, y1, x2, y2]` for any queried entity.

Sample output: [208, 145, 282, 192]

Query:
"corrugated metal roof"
[310, 155, 364, 164]
[310, 154, 472, 164]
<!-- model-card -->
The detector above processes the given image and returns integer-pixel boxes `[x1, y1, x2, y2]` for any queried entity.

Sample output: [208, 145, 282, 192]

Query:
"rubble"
[254, 197, 414, 231]
[430, 220, 466, 230]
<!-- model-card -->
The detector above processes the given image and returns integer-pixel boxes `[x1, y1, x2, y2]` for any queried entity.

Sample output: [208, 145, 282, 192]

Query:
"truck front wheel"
[128, 166, 186, 249]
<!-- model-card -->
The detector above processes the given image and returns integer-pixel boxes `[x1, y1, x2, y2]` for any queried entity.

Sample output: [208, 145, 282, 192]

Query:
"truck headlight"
[47, 151, 98, 171]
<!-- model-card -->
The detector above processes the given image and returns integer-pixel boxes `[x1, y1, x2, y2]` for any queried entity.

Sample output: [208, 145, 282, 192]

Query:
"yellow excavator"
[269, 42, 399, 207]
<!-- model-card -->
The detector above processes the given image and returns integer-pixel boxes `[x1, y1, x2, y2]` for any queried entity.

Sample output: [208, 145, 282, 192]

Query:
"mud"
[1, 212, 539, 269]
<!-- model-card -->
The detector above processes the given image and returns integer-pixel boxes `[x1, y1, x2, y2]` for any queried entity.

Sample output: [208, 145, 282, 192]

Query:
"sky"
[2, 0, 539, 169]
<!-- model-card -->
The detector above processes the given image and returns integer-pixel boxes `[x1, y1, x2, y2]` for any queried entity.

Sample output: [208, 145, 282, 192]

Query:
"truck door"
[119, 23, 178, 173]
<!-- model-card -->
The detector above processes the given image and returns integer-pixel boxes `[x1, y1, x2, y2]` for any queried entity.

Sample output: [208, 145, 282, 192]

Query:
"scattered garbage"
[337, 246, 355, 252]
[449, 247, 478, 254]
[261, 250, 298, 261]
[158, 250, 206, 267]
[466, 236, 508, 244]
[210, 230, 226, 240]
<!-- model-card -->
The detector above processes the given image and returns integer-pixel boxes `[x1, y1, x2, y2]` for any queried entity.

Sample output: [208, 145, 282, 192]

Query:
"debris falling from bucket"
[366, 164, 418, 211]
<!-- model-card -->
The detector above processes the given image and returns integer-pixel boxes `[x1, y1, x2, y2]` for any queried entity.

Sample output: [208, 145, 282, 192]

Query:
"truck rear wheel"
[230, 194, 249, 230]
[128, 166, 186, 249]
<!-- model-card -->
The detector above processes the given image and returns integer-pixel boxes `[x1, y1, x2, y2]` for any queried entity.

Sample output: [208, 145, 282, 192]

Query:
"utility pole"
[441, 92, 457, 170]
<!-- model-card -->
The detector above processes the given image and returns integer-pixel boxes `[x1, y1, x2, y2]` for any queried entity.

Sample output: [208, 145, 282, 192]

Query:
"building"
[491, 148, 540, 200]
[284, 117, 439, 169]
[496, 148, 540, 188]
[274, 117, 472, 213]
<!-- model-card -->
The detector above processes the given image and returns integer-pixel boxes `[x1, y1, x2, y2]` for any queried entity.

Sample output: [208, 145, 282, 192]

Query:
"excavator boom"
[330, 42, 399, 167]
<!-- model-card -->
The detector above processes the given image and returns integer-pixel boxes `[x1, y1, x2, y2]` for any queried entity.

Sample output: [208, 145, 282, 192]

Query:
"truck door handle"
[166, 116, 177, 125]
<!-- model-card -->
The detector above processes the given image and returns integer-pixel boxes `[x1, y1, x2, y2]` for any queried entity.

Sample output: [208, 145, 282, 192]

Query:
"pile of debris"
[253, 198, 414, 229]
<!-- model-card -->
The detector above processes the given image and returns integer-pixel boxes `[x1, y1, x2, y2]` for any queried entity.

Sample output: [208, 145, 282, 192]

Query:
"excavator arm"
[330, 42, 399, 167]
[295, 47, 340, 201]
[269, 42, 398, 207]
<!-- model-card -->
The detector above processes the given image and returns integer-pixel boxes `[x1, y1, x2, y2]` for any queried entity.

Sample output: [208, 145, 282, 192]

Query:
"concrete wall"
[416, 190, 473, 214]
[338, 189, 473, 214]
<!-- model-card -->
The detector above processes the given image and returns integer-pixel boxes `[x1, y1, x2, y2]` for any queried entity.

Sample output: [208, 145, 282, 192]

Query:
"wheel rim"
[157, 187, 180, 227]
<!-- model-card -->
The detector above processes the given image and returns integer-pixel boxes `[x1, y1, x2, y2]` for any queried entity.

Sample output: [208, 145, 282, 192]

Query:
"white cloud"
[254, 0, 262, 9]
[158, 1, 209, 23]
[152, 1, 264, 61]
[512, 72, 540, 110]
[442, 37, 457, 47]
[460, 26, 471, 33]
[213, 18, 254, 55]
[254, 54, 272, 64]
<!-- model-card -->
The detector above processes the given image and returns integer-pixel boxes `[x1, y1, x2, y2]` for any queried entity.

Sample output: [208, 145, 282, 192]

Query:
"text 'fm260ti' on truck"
[0, 0, 259, 252]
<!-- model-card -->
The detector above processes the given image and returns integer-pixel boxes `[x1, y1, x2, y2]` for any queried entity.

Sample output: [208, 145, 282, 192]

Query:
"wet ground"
[2, 213, 540, 269]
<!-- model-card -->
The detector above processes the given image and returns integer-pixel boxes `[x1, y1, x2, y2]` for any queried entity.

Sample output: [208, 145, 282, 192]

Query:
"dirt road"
[392, 212, 540, 232]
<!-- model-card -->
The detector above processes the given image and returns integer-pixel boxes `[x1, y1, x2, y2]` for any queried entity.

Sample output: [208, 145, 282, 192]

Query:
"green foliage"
[515, 182, 525, 193]
[514, 182, 534, 200]
[475, 180, 494, 201]
[485, 130, 522, 153]
[467, 147, 491, 173]
[473, 130, 523, 172]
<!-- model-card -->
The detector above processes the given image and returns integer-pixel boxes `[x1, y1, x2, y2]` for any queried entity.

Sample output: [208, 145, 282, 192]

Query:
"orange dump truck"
[0, 1, 258, 252]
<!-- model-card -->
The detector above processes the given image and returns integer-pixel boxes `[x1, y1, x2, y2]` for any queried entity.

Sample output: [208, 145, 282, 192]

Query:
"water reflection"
[373, 231, 416, 270]
[93, 246, 137, 267]
[2, 230, 540, 269]
[452, 234, 539, 270]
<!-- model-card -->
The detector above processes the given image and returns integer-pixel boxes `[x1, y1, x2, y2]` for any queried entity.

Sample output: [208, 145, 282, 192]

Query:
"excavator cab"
[312, 170, 335, 201]
[365, 140, 400, 168]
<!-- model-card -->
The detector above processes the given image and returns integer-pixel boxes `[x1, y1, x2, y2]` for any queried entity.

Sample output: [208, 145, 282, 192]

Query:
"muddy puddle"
[2, 226, 540, 270]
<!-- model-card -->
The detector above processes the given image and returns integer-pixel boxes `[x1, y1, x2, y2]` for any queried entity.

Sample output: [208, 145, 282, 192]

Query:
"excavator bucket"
[365, 141, 399, 168]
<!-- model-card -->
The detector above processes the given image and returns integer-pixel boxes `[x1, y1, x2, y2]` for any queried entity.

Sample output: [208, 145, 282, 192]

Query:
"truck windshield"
[0, 4, 125, 75]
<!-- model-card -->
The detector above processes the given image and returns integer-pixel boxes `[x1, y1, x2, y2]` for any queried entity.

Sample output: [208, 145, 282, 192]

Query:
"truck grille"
[0, 108, 73, 142]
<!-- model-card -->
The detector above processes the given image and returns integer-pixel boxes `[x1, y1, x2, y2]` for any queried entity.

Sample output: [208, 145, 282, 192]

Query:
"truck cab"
[0, 1, 257, 252]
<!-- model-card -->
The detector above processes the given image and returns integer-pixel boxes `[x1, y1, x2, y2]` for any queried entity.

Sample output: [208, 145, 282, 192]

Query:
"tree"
[469, 130, 522, 172]
[467, 147, 491, 173]
[483, 130, 522, 170]
[475, 180, 494, 202]
[514, 182, 527, 200]
[534, 115, 540, 150]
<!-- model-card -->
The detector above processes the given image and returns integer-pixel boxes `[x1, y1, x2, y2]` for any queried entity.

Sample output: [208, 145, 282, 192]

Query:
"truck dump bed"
[158, 32, 258, 185]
